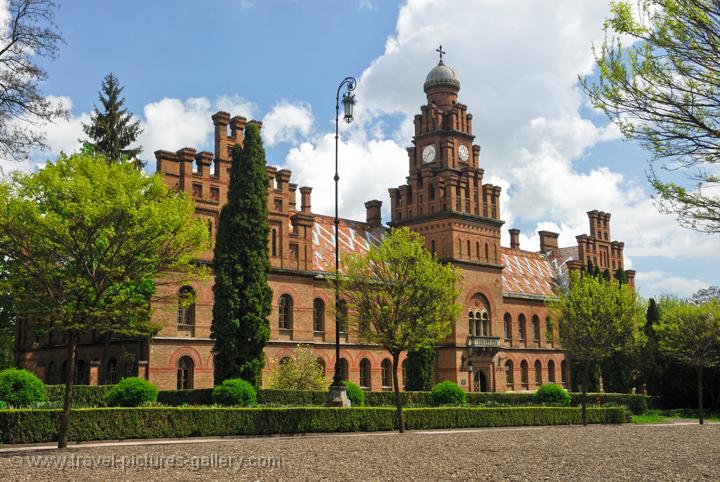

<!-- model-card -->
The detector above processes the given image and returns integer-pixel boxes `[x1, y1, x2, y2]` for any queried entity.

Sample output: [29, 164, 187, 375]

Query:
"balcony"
[468, 336, 501, 350]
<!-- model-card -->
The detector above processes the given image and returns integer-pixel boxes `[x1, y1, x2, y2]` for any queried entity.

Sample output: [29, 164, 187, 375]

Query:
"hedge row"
[0, 406, 624, 444]
[44, 385, 648, 414]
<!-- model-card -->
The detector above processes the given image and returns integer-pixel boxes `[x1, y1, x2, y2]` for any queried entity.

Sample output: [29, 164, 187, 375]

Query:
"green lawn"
[632, 409, 720, 424]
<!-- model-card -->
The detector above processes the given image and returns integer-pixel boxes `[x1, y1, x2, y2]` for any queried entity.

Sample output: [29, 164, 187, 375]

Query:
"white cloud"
[262, 102, 314, 147]
[635, 271, 710, 299]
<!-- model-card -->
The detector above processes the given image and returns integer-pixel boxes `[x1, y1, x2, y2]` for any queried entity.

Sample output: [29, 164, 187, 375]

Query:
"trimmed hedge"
[0, 406, 624, 444]
[44, 385, 649, 414]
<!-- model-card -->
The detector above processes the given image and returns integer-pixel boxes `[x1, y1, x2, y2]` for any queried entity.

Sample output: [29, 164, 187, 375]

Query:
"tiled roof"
[308, 216, 572, 299]
[500, 248, 559, 298]
[311, 214, 384, 273]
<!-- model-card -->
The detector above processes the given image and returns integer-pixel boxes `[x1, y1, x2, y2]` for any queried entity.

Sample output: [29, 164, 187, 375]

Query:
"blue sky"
[13, 0, 720, 298]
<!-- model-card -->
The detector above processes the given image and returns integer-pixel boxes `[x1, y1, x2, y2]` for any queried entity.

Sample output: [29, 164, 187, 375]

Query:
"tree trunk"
[58, 331, 77, 449]
[392, 351, 404, 433]
[698, 364, 704, 425]
[581, 361, 589, 427]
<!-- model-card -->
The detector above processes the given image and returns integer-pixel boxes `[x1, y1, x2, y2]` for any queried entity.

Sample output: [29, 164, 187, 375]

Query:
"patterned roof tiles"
[311, 214, 385, 273]
[500, 247, 561, 298]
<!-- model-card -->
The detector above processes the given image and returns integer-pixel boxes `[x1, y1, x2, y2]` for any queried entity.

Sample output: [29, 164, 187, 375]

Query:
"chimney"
[365, 200, 382, 227]
[539, 230, 559, 254]
[229, 116, 247, 147]
[300, 186, 312, 214]
[509, 228, 520, 250]
[211, 111, 231, 160]
[247, 119, 263, 131]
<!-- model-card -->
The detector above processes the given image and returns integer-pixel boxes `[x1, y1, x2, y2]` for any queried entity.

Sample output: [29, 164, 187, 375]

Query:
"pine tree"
[82, 73, 143, 167]
[211, 124, 272, 388]
[615, 267, 626, 284]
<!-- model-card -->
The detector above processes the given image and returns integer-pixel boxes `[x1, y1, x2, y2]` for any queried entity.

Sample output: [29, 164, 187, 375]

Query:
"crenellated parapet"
[155, 111, 314, 269]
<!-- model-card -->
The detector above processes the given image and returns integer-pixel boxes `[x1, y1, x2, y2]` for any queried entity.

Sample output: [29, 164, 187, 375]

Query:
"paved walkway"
[0, 423, 718, 480]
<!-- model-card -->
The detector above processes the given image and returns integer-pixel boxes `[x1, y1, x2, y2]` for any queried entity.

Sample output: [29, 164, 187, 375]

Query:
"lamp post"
[467, 355, 474, 392]
[326, 76, 356, 407]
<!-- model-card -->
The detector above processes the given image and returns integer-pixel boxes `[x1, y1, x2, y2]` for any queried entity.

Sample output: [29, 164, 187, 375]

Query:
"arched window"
[476, 241, 480, 258]
[468, 311, 477, 336]
[534, 360, 542, 386]
[278, 294, 293, 330]
[520, 361, 529, 389]
[481, 311, 490, 336]
[338, 358, 349, 381]
[337, 299, 348, 333]
[546, 316, 554, 343]
[76, 359, 87, 385]
[45, 361, 55, 384]
[532, 315, 540, 342]
[519, 314, 527, 341]
[381, 359, 392, 388]
[561, 360, 569, 388]
[177, 356, 194, 390]
[313, 298, 325, 332]
[466, 240, 471, 257]
[271, 228, 278, 256]
[316, 358, 326, 375]
[207, 219, 213, 240]
[106, 357, 118, 385]
[505, 361, 514, 388]
[60, 360, 68, 384]
[177, 286, 196, 327]
[484, 242, 489, 261]
[504, 313, 512, 341]
[402, 359, 408, 389]
[430, 240, 436, 254]
[359, 359, 371, 388]
[548, 360, 556, 383]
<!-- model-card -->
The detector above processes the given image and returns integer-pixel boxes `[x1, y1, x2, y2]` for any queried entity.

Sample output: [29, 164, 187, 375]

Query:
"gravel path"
[0, 424, 718, 481]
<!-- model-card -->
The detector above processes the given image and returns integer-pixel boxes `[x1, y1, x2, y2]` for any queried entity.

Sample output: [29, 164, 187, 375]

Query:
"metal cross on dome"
[436, 45, 446, 61]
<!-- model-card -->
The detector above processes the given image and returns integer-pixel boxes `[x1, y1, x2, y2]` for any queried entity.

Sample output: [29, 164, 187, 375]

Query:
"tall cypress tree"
[82, 73, 143, 166]
[211, 124, 272, 388]
[405, 345, 435, 391]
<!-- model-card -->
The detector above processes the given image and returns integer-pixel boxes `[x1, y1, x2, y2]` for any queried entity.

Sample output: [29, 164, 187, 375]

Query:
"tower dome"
[423, 60, 460, 92]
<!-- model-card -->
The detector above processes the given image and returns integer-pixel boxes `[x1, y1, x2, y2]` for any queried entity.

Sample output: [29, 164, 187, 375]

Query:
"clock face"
[458, 144, 469, 162]
[422, 145, 436, 164]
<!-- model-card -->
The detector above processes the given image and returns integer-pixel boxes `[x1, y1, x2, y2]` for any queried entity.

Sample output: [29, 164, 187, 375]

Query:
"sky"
[2, 0, 718, 298]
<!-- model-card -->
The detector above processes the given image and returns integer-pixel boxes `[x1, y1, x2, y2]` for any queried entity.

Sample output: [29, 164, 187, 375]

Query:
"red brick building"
[15, 57, 634, 392]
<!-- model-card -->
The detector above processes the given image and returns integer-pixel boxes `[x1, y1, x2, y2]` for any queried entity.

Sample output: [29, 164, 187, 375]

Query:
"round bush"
[212, 378, 256, 407]
[0, 368, 46, 407]
[105, 377, 158, 407]
[0, 400, 6, 409]
[534, 383, 571, 406]
[343, 381, 365, 406]
[431, 380, 466, 406]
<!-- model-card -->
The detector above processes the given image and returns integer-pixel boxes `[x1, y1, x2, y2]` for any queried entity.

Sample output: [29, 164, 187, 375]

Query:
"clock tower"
[389, 49, 504, 267]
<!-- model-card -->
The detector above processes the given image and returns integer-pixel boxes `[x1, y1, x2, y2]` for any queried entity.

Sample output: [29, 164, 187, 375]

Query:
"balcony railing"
[468, 336, 501, 349]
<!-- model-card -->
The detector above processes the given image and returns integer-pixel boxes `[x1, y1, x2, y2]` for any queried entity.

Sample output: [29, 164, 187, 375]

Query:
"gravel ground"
[0, 424, 718, 481]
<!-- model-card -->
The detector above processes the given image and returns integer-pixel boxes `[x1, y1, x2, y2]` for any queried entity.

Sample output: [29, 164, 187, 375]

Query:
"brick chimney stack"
[365, 200, 382, 227]
[229, 116, 247, 146]
[300, 186, 312, 214]
[211, 111, 231, 160]
[539, 230, 559, 254]
[509, 228, 520, 250]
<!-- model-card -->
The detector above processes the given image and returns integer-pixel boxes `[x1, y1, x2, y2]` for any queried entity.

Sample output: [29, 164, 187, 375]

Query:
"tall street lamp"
[326, 76, 356, 407]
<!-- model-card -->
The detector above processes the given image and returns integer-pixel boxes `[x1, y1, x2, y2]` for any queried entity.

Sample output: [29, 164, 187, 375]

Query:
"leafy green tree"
[655, 299, 720, 424]
[266, 345, 329, 391]
[341, 227, 461, 432]
[82, 73, 143, 167]
[548, 271, 644, 424]
[0, 262, 16, 370]
[583, 1, 720, 233]
[405, 344, 435, 391]
[0, 148, 209, 448]
[641, 297, 662, 395]
[691, 286, 720, 304]
[211, 124, 272, 388]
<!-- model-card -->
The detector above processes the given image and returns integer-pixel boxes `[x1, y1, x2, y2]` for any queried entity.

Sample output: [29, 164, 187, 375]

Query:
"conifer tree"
[211, 124, 272, 388]
[82, 73, 143, 167]
[405, 345, 435, 391]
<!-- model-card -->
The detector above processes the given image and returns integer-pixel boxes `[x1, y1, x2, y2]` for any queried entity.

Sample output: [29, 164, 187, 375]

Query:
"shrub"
[0, 368, 46, 407]
[431, 381, 466, 406]
[46, 385, 113, 407]
[343, 381, 365, 406]
[0, 406, 625, 444]
[105, 378, 158, 407]
[265, 345, 330, 391]
[0, 400, 6, 409]
[212, 379, 256, 407]
[534, 384, 571, 406]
